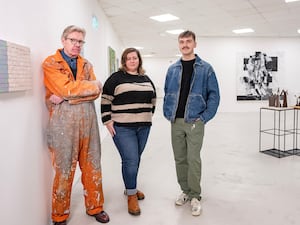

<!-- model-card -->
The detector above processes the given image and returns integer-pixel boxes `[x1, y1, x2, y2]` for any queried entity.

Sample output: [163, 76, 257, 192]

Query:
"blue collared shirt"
[60, 49, 77, 79]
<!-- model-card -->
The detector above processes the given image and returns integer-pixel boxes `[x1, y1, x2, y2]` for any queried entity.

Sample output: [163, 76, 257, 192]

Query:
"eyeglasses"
[66, 38, 85, 46]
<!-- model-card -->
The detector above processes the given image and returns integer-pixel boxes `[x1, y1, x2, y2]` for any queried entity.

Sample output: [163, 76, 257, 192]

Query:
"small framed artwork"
[108, 46, 116, 75]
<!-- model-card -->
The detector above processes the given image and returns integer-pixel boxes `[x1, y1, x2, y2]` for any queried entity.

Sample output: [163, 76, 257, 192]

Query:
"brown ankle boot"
[128, 194, 141, 215]
[124, 189, 145, 200]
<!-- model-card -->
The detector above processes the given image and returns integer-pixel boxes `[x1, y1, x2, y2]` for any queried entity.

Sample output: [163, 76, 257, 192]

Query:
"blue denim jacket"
[163, 54, 220, 124]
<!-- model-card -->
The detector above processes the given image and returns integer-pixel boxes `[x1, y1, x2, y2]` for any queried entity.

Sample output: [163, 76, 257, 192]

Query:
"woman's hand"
[106, 121, 116, 137]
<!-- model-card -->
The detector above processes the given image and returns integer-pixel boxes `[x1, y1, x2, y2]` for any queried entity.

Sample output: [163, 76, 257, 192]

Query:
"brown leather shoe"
[128, 194, 141, 216]
[53, 221, 67, 225]
[92, 211, 110, 223]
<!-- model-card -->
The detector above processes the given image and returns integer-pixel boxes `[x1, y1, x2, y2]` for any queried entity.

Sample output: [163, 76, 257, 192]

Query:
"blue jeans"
[112, 125, 151, 195]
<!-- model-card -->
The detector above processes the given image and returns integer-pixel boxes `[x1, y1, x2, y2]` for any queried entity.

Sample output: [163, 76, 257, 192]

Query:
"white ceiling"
[97, 0, 300, 57]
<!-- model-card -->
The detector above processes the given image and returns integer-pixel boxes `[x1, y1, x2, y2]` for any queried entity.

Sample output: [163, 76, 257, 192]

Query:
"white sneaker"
[191, 198, 201, 216]
[175, 193, 189, 206]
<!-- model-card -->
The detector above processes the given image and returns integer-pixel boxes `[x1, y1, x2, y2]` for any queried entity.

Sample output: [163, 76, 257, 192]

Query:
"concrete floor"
[66, 99, 300, 225]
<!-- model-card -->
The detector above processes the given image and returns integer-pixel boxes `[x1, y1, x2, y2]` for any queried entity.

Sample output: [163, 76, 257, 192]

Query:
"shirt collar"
[60, 49, 77, 63]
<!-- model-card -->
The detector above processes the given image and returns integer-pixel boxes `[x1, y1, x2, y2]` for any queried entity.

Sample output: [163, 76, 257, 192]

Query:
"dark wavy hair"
[119, 47, 145, 75]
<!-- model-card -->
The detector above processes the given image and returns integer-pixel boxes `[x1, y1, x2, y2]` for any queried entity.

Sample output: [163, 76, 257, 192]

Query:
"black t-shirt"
[176, 58, 195, 118]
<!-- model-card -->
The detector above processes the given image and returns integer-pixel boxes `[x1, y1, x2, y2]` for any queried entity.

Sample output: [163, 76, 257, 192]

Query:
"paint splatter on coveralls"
[43, 49, 104, 222]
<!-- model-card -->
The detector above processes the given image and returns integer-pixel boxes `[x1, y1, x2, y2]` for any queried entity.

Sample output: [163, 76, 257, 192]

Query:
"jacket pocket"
[187, 94, 206, 118]
[163, 94, 177, 119]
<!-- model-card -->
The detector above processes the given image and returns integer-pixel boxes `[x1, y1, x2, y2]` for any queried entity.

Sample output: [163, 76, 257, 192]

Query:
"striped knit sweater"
[101, 70, 156, 127]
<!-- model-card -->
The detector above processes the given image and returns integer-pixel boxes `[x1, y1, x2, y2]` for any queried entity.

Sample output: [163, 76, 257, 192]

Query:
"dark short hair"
[178, 30, 196, 41]
[119, 47, 145, 75]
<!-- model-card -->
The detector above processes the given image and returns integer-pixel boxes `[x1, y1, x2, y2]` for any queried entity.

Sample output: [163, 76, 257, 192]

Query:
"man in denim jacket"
[163, 30, 220, 216]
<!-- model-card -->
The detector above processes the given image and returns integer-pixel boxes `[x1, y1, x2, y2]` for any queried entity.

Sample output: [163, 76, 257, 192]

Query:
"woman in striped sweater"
[101, 48, 156, 216]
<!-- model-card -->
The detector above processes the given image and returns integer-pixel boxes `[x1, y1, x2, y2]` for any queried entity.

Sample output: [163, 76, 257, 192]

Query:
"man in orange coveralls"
[42, 25, 109, 225]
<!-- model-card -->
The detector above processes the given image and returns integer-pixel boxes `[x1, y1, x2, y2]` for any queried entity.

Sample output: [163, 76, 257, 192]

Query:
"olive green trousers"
[171, 118, 204, 200]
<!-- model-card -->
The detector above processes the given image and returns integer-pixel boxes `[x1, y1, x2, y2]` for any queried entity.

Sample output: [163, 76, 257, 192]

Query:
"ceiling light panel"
[285, 0, 300, 3]
[232, 28, 254, 34]
[166, 29, 185, 35]
[150, 14, 179, 22]
[133, 46, 144, 50]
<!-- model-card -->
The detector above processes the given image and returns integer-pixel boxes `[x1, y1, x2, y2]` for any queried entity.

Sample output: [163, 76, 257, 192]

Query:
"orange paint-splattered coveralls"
[43, 49, 105, 222]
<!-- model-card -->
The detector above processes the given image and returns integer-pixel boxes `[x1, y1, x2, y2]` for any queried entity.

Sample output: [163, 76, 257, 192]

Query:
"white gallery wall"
[144, 37, 300, 112]
[0, 0, 122, 225]
[1, 1, 300, 225]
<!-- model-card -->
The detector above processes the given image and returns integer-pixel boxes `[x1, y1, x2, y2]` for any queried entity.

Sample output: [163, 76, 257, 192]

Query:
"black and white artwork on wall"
[236, 51, 281, 101]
